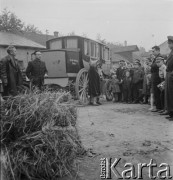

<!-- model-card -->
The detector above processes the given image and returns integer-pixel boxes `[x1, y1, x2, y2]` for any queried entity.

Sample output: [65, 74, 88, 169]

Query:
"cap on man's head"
[135, 59, 140, 62]
[6, 45, 16, 54]
[134, 61, 141, 66]
[168, 36, 173, 43]
[156, 56, 164, 61]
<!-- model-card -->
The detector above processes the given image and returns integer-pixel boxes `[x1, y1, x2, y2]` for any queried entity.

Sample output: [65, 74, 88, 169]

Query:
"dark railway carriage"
[41, 35, 111, 103]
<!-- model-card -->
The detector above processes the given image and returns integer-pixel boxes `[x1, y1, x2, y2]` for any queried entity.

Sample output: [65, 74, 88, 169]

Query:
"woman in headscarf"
[165, 36, 173, 121]
[88, 60, 101, 105]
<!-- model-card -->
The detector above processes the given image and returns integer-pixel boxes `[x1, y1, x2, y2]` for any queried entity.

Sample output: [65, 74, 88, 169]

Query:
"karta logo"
[100, 158, 172, 179]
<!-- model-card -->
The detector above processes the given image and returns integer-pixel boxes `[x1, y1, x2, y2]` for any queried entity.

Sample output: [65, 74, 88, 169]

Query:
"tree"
[0, 8, 42, 34]
[0, 9, 24, 32]
[68, 31, 76, 36]
[24, 24, 42, 34]
[96, 33, 106, 44]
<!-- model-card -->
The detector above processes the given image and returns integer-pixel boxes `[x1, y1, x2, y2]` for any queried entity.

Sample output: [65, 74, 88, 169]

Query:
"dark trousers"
[160, 90, 165, 110]
[132, 83, 140, 102]
[123, 88, 131, 102]
[118, 84, 123, 102]
[153, 85, 162, 110]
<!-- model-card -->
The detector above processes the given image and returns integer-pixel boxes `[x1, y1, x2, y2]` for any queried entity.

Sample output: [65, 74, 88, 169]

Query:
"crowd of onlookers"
[88, 36, 173, 121]
[1, 36, 173, 121]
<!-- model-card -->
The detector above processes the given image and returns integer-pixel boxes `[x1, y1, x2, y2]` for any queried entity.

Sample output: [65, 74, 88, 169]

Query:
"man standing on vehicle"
[26, 51, 48, 90]
[0, 45, 23, 96]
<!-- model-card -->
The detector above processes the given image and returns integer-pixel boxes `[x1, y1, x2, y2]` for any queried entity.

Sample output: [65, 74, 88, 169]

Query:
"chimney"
[54, 31, 59, 37]
[124, 40, 127, 46]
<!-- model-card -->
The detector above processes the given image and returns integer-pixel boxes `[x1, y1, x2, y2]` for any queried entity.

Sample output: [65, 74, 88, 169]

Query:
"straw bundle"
[0, 91, 85, 180]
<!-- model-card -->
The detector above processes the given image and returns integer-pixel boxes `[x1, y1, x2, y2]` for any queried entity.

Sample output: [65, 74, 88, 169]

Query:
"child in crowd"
[142, 58, 151, 104]
[122, 70, 132, 103]
[111, 74, 121, 103]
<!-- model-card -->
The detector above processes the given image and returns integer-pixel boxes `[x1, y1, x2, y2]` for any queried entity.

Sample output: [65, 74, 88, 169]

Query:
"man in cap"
[0, 45, 23, 96]
[26, 51, 48, 90]
[155, 56, 167, 114]
[150, 46, 162, 112]
[164, 36, 173, 121]
[131, 61, 144, 103]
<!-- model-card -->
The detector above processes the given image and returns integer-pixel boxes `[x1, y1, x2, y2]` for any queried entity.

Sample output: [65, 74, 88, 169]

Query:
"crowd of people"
[88, 36, 173, 121]
[0, 36, 173, 121]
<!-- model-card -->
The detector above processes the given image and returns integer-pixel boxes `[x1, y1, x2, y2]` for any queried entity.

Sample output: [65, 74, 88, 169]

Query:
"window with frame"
[104, 48, 109, 60]
[50, 40, 62, 49]
[96, 43, 99, 58]
[65, 38, 78, 48]
[84, 40, 90, 55]
[101, 46, 105, 59]
[91, 42, 96, 57]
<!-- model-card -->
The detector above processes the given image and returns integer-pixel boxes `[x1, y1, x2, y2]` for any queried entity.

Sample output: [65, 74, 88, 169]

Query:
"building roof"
[22, 32, 54, 46]
[0, 32, 46, 49]
[111, 53, 129, 63]
[112, 45, 139, 53]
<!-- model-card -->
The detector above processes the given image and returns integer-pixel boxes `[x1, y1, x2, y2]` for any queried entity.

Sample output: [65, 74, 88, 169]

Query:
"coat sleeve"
[44, 62, 48, 74]
[26, 61, 33, 79]
[0, 58, 8, 85]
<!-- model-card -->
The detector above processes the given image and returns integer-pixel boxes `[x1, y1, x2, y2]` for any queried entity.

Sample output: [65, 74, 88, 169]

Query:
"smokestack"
[54, 31, 59, 37]
[124, 40, 127, 46]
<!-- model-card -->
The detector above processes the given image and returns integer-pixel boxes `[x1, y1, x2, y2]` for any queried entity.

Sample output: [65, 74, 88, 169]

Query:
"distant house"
[159, 40, 170, 55]
[110, 45, 139, 67]
[140, 41, 170, 60]
[0, 32, 46, 69]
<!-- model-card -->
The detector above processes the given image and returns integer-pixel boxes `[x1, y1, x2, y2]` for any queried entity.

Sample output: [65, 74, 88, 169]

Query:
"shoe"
[149, 107, 155, 111]
[160, 111, 169, 115]
[140, 101, 147, 104]
[169, 117, 173, 121]
[158, 110, 164, 113]
[151, 109, 159, 112]
[96, 101, 102, 105]
[165, 116, 173, 119]
[88, 102, 93, 105]
[92, 102, 99, 106]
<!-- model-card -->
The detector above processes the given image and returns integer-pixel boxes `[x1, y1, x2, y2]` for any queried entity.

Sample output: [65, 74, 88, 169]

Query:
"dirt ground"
[73, 101, 173, 180]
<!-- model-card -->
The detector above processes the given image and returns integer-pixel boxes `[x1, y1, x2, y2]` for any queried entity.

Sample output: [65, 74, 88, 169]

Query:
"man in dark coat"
[165, 36, 173, 121]
[116, 60, 125, 102]
[150, 46, 162, 112]
[26, 51, 48, 90]
[131, 62, 144, 103]
[0, 46, 23, 96]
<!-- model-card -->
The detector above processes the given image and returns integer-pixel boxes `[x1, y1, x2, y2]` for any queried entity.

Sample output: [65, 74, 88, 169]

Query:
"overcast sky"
[1, 0, 173, 50]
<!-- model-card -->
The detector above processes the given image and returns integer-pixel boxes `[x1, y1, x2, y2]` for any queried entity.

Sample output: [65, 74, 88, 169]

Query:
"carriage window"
[66, 38, 78, 48]
[96, 43, 99, 58]
[101, 46, 104, 59]
[104, 48, 109, 60]
[84, 40, 90, 55]
[50, 40, 62, 49]
[91, 42, 96, 57]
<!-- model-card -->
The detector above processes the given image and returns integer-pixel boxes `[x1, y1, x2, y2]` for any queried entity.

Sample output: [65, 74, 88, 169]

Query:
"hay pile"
[0, 91, 85, 180]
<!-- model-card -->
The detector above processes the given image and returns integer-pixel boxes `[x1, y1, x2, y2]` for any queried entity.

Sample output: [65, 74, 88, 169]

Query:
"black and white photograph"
[0, 0, 173, 179]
